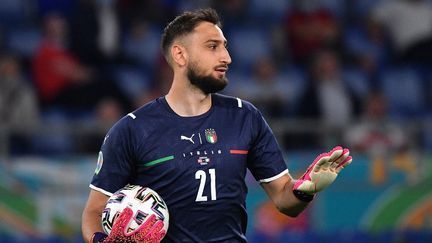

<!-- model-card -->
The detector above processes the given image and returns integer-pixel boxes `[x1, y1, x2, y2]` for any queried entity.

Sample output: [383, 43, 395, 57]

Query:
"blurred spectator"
[70, 0, 119, 66]
[371, 0, 432, 64]
[283, 0, 340, 65]
[298, 50, 361, 127]
[345, 92, 406, 153]
[291, 50, 361, 149]
[32, 12, 94, 110]
[32, 12, 130, 115]
[0, 54, 40, 131]
[226, 57, 292, 118]
[0, 54, 41, 154]
[96, 0, 120, 60]
[344, 92, 418, 184]
[70, 0, 98, 66]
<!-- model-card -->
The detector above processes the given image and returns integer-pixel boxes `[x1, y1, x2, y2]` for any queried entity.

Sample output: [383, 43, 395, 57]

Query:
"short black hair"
[161, 8, 222, 59]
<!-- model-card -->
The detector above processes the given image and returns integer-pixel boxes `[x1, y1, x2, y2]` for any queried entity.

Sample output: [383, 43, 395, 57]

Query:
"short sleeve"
[247, 108, 288, 183]
[90, 117, 136, 195]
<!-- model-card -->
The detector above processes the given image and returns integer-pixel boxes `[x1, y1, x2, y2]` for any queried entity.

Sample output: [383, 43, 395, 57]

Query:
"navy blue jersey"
[90, 93, 288, 242]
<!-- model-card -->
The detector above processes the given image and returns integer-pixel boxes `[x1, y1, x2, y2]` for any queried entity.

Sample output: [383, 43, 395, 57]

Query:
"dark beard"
[187, 67, 228, 94]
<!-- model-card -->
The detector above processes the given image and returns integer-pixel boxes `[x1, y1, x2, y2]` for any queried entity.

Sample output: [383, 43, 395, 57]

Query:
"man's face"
[185, 22, 232, 94]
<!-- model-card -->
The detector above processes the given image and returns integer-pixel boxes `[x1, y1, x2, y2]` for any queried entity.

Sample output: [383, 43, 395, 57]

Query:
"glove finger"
[330, 148, 350, 170]
[129, 214, 157, 237]
[309, 152, 327, 169]
[135, 216, 165, 242]
[105, 207, 134, 241]
[328, 146, 344, 161]
[116, 207, 134, 231]
[311, 153, 331, 172]
[145, 220, 165, 241]
[153, 229, 167, 242]
[315, 146, 343, 172]
[149, 219, 164, 234]
[316, 155, 331, 171]
[145, 229, 166, 243]
[336, 156, 353, 173]
[315, 146, 343, 171]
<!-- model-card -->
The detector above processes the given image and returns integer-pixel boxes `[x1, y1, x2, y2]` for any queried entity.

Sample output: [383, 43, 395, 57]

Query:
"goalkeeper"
[81, 8, 352, 243]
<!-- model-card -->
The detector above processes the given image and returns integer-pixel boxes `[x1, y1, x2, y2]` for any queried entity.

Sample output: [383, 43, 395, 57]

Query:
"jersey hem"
[89, 184, 114, 197]
[259, 169, 289, 183]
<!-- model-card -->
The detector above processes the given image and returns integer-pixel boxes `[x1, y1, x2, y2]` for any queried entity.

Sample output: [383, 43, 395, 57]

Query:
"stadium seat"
[6, 27, 42, 57]
[342, 68, 370, 98]
[320, 0, 346, 18]
[222, 67, 253, 97]
[277, 67, 306, 115]
[114, 66, 152, 100]
[344, 27, 388, 66]
[226, 27, 272, 70]
[351, 0, 390, 18]
[379, 68, 425, 119]
[122, 24, 162, 68]
[248, 0, 289, 23]
[0, 0, 28, 26]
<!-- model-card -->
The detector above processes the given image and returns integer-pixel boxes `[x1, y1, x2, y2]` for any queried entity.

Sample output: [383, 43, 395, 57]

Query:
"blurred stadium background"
[1, 0, 432, 242]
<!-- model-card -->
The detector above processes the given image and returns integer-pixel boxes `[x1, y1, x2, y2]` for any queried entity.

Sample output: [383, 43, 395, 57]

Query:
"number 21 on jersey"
[195, 168, 216, 202]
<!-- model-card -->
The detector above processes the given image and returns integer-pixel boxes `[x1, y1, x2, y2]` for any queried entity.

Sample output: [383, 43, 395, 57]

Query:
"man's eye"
[209, 45, 217, 50]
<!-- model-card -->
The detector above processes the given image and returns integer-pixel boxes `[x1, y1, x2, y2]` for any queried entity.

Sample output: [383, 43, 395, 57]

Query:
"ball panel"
[101, 185, 169, 237]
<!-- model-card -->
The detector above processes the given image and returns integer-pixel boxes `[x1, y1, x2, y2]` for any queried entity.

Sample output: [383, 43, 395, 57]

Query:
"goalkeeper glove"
[293, 146, 352, 200]
[92, 207, 166, 243]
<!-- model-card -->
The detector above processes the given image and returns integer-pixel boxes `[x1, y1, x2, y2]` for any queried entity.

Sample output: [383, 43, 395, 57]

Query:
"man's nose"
[221, 48, 232, 65]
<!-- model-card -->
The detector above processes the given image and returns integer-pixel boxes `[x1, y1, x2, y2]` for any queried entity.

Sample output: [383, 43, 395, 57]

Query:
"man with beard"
[81, 8, 352, 243]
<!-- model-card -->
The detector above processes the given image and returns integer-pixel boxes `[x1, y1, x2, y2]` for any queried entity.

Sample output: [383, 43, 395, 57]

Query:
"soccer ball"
[101, 185, 169, 236]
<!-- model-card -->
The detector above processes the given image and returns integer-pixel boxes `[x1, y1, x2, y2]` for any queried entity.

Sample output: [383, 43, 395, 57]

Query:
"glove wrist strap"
[293, 189, 314, 202]
[91, 232, 108, 243]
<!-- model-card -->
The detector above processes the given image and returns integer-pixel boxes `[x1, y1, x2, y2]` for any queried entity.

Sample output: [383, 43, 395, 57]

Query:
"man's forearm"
[82, 189, 110, 243]
[261, 174, 310, 218]
[82, 208, 104, 243]
[276, 179, 310, 217]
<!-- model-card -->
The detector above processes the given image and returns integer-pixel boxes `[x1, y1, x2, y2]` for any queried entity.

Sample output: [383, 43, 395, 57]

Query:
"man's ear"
[171, 44, 187, 67]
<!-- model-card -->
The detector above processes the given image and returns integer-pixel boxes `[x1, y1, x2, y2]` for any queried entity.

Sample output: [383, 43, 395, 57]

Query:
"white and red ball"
[101, 185, 169, 236]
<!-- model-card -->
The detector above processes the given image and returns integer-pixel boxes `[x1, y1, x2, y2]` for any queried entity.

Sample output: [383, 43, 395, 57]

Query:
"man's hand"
[294, 146, 352, 195]
[102, 207, 166, 243]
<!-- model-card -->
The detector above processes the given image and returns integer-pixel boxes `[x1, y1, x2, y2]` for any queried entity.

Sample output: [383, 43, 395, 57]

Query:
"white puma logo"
[180, 134, 195, 144]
